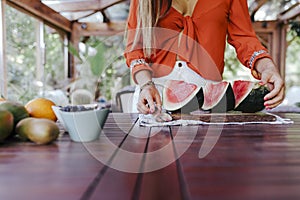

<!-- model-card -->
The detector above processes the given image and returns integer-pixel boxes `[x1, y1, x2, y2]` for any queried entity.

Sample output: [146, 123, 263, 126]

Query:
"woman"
[124, 0, 284, 114]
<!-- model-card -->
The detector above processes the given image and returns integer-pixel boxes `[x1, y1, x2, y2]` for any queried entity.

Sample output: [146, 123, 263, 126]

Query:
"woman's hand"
[255, 58, 285, 109]
[137, 83, 162, 114]
[135, 70, 162, 114]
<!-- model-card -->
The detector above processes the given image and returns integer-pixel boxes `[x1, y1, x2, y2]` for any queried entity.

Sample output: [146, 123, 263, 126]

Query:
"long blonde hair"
[135, 0, 172, 58]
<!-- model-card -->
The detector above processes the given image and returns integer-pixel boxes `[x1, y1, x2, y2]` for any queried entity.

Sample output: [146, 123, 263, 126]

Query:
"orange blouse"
[124, 0, 271, 82]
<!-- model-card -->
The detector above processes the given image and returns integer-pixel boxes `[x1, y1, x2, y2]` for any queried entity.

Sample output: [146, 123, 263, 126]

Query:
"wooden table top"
[0, 113, 300, 200]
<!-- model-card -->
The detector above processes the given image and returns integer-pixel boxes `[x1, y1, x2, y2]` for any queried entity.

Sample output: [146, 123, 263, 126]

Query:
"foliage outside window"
[44, 26, 65, 90]
[223, 42, 253, 82]
[68, 35, 130, 104]
[286, 22, 300, 89]
[5, 5, 65, 104]
[5, 5, 37, 103]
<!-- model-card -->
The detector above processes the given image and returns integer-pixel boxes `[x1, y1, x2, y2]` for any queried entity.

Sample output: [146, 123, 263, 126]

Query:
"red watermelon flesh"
[232, 80, 255, 108]
[163, 80, 200, 111]
[202, 81, 231, 110]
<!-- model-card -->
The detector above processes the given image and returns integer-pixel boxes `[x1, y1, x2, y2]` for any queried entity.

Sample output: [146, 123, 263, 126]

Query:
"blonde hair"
[134, 0, 172, 58]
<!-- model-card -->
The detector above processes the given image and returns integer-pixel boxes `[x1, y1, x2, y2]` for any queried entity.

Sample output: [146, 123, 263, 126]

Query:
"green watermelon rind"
[234, 86, 269, 113]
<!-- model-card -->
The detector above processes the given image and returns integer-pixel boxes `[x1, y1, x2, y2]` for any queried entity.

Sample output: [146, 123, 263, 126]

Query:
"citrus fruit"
[0, 110, 14, 141]
[0, 101, 30, 127]
[16, 117, 59, 144]
[25, 98, 57, 121]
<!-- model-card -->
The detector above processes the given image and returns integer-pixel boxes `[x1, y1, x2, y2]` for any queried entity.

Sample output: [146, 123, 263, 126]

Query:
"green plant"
[68, 35, 130, 101]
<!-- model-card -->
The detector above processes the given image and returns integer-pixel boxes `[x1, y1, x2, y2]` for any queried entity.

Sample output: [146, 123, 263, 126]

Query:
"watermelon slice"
[232, 80, 255, 108]
[233, 80, 269, 113]
[163, 80, 201, 111]
[202, 81, 235, 112]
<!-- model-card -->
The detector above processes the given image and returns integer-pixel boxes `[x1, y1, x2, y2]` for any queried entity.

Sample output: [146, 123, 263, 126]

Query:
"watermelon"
[163, 79, 268, 114]
[202, 81, 235, 112]
[233, 80, 269, 113]
[232, 80, 255, 108]
[163, 80, 202, 112]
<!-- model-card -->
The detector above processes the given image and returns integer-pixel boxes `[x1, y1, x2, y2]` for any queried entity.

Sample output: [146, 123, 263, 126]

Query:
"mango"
[0, 101, 29, 127]
[0, 110, 14, 141]
[16, 118, 59, 144]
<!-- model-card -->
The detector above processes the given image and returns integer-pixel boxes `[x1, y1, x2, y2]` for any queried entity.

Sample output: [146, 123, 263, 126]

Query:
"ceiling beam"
[6, 0, 72, 32]
[249, 0, 268, 22]
[74, 21, 126, 36]
[43, 0, 128, 13]
[278, 3, 300, 22]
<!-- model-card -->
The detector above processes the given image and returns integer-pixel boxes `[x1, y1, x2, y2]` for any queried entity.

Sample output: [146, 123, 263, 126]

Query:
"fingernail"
[264, 103, 268, 106]
[264, 97, 268, 101]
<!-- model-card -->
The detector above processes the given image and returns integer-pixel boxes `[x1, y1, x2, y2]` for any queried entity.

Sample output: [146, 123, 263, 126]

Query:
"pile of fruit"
[0, 97, 59, 145]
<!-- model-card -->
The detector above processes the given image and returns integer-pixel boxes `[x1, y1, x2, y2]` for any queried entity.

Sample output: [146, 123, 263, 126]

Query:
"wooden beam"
[278, 3, 300, 22]
[43, 0, 128, 13]
[249, 0, 268, 22]
[75, 21, 126, 36]
[279, 24, 287, 79]
[252, 21, 278, 33]
[6, 0, 72, 32]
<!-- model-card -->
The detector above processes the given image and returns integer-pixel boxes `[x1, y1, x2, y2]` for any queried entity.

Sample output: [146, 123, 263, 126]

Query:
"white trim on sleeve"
[249, 50, 267, 69]
[130, 59, 148, 68]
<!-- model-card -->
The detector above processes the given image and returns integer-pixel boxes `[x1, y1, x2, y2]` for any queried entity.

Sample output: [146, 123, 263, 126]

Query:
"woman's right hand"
[134, 69, 162, 114]
[137, 83, 162, 114]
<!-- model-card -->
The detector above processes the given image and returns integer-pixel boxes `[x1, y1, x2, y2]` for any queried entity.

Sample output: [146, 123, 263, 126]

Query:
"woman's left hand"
[255, 58, 285, 109]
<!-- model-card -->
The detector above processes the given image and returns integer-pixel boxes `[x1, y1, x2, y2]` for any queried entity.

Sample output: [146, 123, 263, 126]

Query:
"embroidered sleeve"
[248, 50, 267, 69]
[130, 59, 148, 68]
[227, 0, 272, 76]
[129, 59, 153, 84]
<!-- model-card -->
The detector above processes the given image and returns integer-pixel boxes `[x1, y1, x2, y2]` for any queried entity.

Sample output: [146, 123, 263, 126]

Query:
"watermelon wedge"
[232, 80, 255, 108]
[163, 80, 201, 111]
[233, 80, 269, 113]
[202, 81, 235, 112]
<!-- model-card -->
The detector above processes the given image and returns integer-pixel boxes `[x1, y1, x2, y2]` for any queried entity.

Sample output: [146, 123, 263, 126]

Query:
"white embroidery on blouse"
[130, 59, 148, 68]
[249, 50, 267, 69]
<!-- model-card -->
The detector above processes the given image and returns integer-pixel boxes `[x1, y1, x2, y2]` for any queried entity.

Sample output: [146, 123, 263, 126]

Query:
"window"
[3, 5, 66, 104]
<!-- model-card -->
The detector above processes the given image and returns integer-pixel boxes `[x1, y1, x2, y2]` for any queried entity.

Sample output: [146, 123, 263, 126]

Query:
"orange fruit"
[25, 98, 57, 121]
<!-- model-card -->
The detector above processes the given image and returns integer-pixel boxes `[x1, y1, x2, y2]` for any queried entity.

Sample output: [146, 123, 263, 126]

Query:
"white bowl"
[58, 107, 109, 142]
[52, 105, 67, 129]
[52, 104, 99, 130]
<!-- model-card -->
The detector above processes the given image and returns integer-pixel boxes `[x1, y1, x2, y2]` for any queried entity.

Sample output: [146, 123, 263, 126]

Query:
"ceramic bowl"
[52, 105, 67, 129]
[57, 105, 109, 142]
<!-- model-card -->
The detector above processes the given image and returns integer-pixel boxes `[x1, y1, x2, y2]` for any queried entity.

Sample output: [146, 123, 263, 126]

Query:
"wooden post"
[69, 22, 82, 79]
[279, 23, 288, 80]
[253, 21, 287, 80]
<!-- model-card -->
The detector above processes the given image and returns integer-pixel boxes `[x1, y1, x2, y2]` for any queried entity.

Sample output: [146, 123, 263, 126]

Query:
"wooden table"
[0, 113, 300, 200]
